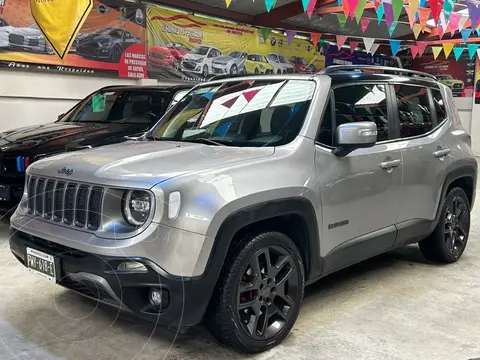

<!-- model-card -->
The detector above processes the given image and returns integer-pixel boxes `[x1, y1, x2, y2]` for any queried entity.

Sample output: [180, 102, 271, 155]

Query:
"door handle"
[380, 159, 402, 170]
[434, 149, 451, 158]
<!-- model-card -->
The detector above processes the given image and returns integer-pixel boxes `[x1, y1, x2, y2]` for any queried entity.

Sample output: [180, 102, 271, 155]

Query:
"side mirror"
[332, 121, 377, 157]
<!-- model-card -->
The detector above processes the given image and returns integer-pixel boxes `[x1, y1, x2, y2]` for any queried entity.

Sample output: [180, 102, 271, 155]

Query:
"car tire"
[230, 64, 238, 75]
[254, 68, 259, 74]
[419, 187, 470, 263]
[110, 46, 122, 63]
[206, 231, 305, 353]
[45, 43, 54, 55]
[202, 65, 208, 78]
[277, 69, 281, 74]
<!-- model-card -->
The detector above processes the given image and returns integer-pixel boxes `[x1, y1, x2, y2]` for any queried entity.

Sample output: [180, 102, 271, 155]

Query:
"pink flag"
[417, 41, 428, 56]
[243, 89, 260, 103]
[448, 12, 461, 32]
[411, 45, 419, 59]
[405, 6, 416, 28]
[346, 0, 359, 19]
[360, 17, 372, 32]
[349, 41, 360, 53]
[306, 0, 318, 18]
[336, 35, 348, 50]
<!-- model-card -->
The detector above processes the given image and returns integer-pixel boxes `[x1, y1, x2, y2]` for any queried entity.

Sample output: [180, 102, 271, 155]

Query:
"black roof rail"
[318, 65, 437, 81]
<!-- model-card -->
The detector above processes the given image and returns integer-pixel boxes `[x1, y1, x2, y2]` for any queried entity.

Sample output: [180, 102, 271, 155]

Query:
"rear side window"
[393, 85, 433, 138]
[331, 84, 389, 143]
[432, 89, 447, 122]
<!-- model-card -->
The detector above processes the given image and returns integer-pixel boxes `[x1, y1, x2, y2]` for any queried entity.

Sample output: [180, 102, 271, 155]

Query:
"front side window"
[394, 84, 433, 138]
[191, 46, 209, 56]
[149, 80, 316, 147]
[330, 84, 389, 144]
[60, 90, 172, 125]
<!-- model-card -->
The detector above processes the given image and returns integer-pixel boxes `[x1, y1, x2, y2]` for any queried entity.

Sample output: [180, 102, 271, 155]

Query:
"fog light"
[150, 288, 163, 306]
[117, 261, 147, 273]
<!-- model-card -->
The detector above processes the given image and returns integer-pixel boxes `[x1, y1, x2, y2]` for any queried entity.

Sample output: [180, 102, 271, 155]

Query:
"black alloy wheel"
[237, 245, 299, 340]
[110, 46, 122, 63]
[202, 65, 209, 78]
[443, 194, 469, 255]
[230, 64, 238, 74]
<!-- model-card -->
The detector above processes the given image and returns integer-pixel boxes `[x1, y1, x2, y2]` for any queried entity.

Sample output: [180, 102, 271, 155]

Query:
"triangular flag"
[443, 0, 454, 22]
[408, 0, 420, 18]
[453, 47, 464, 60]
[432, 46, 443, 59]
[429, 0, 441, 25]
[302, 0, 310, 11]
[376, 3, 385, 24]
[461, 29, 472, 43]
[370, 43, 380, 55]
[243, 89, 260, 103]
[222, 96, 238, 108]
[392, 0, 403, 22]
[439, 11, 448, 33]
[343, 0, 350, 16]
[458, 15, 468, 31]
[30, 0, 93, 60]
[443, 43, 454, 58]
[265, 0, 276, 12]
[467, 43, 479, 59]
[417, 7, 431, 30]
[225, 0, 232, 7]
[336, 35, 348, 49]
[467, 1, 480, 30]
[337, 13, 347, 28]
[355, 0, 368, 23]
[389, 21, 398, 36]
[411, 45, 419, 59]
[260, 27, 272, 41]
[449, 12, 461, 32]
[417, 41, 427, 56]
[438, 24, 445, 39]
[360, 17, 372, 32]
[374, 0, 381, 10]
[383, 2, 394, 28]
[349, 41, 360, 53]
[286, 30, 296, 46]
[413, 23, 422, 39]
[405, 6, 416, 28]
[363, 37, 375, 52]
[389, 39, 401, 55]
[306, 0, 318, 18]
[311, 32, 322, 46]
[347, 0, 359, 19]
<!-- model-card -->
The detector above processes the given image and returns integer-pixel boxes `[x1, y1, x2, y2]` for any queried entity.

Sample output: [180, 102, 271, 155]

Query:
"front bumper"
[9, 228, 212, 328]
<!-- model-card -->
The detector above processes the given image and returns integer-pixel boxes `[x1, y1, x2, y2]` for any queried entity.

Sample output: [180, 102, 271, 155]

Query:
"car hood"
[28, 140, 275, 188]
[213, 56, 233, 64]
[0, 122, 151, 155]
[183, 54, 204, 61]
[78, 34, 111, 45]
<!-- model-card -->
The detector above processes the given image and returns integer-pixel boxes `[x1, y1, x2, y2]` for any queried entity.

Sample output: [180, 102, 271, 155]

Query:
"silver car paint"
[10, 74, 475, 278]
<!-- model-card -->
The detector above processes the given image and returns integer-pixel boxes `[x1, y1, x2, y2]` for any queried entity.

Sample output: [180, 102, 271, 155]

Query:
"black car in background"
[0, 84, 191, 212]
[76, 27, 141, 62]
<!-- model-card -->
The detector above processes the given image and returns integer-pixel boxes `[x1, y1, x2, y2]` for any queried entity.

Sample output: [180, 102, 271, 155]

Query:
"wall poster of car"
[407, 57, 474, 98]
[146, 5, 325, 81]
[0, 0, 147, 78]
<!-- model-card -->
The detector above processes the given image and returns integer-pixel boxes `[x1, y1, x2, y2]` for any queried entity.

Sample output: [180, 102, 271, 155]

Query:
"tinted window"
[332, 84, 389, 143]
[432, 89, 447, 122]
[394, 85, 433, 138]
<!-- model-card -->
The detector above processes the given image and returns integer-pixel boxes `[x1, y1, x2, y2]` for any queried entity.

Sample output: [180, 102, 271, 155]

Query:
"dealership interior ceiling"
[151, 0, 470, 45]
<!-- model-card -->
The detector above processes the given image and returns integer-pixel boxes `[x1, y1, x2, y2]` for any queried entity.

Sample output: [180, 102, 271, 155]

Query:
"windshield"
[279, 55, 289, 64]
[148, 80, 315, 147]
[191, 46, 209, 55]
[59, 89, 173, 125]
[229, 51, 245, 58]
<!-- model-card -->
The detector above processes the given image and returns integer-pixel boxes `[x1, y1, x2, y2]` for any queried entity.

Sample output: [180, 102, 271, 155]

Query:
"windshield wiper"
[187, 138, 227, 146]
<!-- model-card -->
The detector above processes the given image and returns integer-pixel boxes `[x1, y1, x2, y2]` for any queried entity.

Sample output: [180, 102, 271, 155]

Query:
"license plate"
[0, 185, 11, 201]
[26, 248, 56, 282]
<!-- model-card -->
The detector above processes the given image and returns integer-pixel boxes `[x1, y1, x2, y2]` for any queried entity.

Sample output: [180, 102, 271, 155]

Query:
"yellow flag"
[412, 23, 422, 39]
[408, 0, 420, 18]
[30, 0, 93, 60]
[225, 0, 232, 7]
[443, 43, 454, 58]
[432, 46, 443, 60]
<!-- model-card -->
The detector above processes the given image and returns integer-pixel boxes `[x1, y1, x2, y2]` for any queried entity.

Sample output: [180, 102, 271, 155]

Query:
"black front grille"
[59, 277, 116, 304]
[212, 67, 225, 74]
[182, 61, 196, 70]
[26, 176, 104, 230]
[9, 34, 24, 46]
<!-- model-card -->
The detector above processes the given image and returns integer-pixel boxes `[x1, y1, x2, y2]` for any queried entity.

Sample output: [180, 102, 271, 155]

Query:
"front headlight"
[194, 58, 203, 63]
[122, 190, 151, 226]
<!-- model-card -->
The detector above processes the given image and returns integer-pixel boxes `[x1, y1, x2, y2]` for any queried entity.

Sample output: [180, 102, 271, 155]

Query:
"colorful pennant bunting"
[411, 45, 419, 59]
[408, 0, 420, 18]
[360, 17, 372, 32]
[389, 39, 401, 55]
[413, 23, 422, 39]
[449, 12, 461, 33]
[225, 0, 232, 7]
[336, 35, 348, 49]
[370, 43, 380, 55]
[392, 0, 403, 22]
[461, 29, 472, 43]
[467, 43, 479, 59]
[376, 3, 385, 24]
[417, 41, 427, 56]
[432, 46, 443, 59]
[417, 7, 431, 31]
[363, 37, 376, 52]
[443, 0, 454, 22]
[438, 24, 445, 39]
[343, 0, 350, 16]
[302, 0, 310, 11]
[349, 41, 360, 53]
[260, 27, 273, 41]
[443, 43, 454, 58]
[389, 21, 398, 36]
[405, 6, 416, 28]
[346, 0, 358, 19]
[265, 0, 276, 12]
[306, 0, 318, 18]
[311, 32, 322, 46]
[383, 2, 394, 28]
[429, 0, 442, 25]
[467, 1, 480, 30]
[458, 15, 468, 31]
[337, 13, 347, 28]
[453, 47, 465, 60]
[286, 30, 296, 46]
[355, 0, 368, 23]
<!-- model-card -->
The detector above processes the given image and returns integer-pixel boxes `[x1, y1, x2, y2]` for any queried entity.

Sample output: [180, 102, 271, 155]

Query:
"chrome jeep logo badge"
[58, 167, 74, 176]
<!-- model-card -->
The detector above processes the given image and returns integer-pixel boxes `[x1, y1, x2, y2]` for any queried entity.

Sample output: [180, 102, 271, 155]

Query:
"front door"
[315, 83, 402, 267]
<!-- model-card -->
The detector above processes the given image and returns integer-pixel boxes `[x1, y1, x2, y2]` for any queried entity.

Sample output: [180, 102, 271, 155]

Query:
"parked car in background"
[149, 42, 190, 70]
[0, 18, 11, 48]
[181, 45, 222, 77]
[434, 73, 465, 95]
[245, 53, 274, 74]
[290, 56, 312, 73]
[76, 27, 140, 63]
[267, 53, 295, 74]
[7, 23, 54, 54]
[211, 51, 247, 75]
[0, 84, 191, 212]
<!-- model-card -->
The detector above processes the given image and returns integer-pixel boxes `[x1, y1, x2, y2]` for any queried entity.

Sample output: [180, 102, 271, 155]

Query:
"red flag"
[310, 32, 322, 46]
[429, 0, 442, 25]
[417, 41, 428, 56]
[243, 90, 260, 103]
[411, 45, 419, 59]
[349, 41, 360, 53]
[360, 17, 372, 32]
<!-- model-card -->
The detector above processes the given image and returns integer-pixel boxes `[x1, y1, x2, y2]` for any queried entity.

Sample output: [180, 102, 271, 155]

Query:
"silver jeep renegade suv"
[10, 66, 477, 353]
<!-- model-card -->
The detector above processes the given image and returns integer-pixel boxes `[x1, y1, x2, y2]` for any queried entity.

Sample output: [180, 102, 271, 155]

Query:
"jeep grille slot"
[27, 176, 36, 214]
[88, 187, 103, 230]
[53, 182, 66, 222]
[44, 180, 55, 219]
[75, 185, 89, 227]
[64, 183, 77, 225]
[35, 179, 45, 215]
